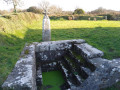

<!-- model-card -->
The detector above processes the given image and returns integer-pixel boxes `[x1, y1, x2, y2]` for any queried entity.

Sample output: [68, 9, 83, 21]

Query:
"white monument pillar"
[42, 10, 51, 41]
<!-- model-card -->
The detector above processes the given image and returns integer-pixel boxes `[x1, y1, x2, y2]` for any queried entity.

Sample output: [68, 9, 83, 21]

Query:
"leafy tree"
[3, 0, 22, 13]
[73, 8, 85, 15]
[27, 6, 42, 14]
[106, 14, 116, 20]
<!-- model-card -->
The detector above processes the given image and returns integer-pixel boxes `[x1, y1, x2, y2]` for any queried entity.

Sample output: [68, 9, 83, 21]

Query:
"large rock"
[2, 44, 36, 90]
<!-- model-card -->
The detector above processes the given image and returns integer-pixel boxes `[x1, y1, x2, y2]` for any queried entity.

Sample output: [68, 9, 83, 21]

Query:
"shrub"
[2, 15, 11, 19]
[49, 16, 68, 20]
[73, 8, 85, 15]
[49, 15, 104, 20]
[99, 14, 117, 20]
[106, 14, 116, 20]
[59, 17, 65, 21]
[27, 6, 42, 14]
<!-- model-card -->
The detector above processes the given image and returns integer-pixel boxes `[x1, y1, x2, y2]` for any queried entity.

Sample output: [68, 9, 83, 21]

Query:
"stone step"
[81, 67, 92, 76]
[88, 58, 109, 69]
[67, 50, 96, 72]
[36, 66, 42, 86]
[74, 43, 104, 59]
[74, 74, 83, 85]
[67, 50, 84, 65]
[67, 50, 85, 66]
[58, 62, 75, 89]
[64, 56, 76, 71]
[63, 57, 83, 85]
[64, 56, 88, 79]
[65, 50, 94, 77]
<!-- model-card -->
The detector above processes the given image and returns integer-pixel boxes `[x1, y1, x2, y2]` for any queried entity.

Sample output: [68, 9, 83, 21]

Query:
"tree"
[90, 7, 120, 15]
[48, 5, 62, 15]
[73, 8, 85, 15]
[27, 6, 42, 14]
[39, 0, 50, 13]
[3, 0, 22, 13]
[0, 10, 9, 15]
[90, 7, 106, 15]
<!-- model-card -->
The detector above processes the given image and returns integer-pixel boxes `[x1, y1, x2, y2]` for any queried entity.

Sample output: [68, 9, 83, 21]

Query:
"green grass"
[0, 12, 42, 88]
[0, 13, 120, 89]
[51, 20, 120, 59]
[42, 71, 65, 90]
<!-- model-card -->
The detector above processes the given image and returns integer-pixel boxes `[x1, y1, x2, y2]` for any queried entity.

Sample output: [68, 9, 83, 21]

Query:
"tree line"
[1, 0, 120, 20]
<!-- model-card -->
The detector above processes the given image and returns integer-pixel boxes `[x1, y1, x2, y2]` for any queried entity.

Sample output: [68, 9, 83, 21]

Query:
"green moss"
[65, 55, 76, 68]
[41, 71, 65, 90]
[24, 49, 29, 54]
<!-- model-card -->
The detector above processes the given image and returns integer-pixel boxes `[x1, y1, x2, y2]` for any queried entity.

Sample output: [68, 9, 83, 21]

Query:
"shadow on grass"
[0, 28, 42, 89]
[0, 26, 120, 89]
[52, 27, 120, 59]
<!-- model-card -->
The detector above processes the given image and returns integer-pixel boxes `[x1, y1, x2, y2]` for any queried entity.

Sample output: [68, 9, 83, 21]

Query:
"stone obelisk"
[42, 10, 51, 41]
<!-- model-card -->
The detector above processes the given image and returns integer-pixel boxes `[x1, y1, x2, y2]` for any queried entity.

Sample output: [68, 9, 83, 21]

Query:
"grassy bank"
[0, 13, 120, 89]
[0, 12, 42, 88]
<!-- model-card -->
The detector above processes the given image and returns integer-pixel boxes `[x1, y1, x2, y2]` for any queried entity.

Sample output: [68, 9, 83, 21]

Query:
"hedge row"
[49, 15, 105, 20]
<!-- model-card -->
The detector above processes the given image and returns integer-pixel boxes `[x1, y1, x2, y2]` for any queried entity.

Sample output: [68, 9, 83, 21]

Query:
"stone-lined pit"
[2, 39, 120, 90]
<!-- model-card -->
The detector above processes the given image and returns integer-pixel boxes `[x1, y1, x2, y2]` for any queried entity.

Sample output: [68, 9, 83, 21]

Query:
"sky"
[0, 0, 120, 12]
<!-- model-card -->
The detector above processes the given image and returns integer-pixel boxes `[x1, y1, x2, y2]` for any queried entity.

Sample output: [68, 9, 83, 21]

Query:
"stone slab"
[38, 50, 65, 61]
[74, 43, 104, 59]
[36, 39, 85, 52]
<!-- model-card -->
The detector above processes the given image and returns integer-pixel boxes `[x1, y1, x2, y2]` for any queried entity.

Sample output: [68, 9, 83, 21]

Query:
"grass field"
[0, 13, 120, 89]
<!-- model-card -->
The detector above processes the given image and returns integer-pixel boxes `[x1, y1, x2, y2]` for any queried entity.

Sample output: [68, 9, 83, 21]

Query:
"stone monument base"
[2, 39, 120, 90]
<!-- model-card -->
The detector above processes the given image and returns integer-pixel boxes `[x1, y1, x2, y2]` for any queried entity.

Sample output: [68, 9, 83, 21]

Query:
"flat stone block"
[36, 39, 85, 52]
[74, 43, 104, 59]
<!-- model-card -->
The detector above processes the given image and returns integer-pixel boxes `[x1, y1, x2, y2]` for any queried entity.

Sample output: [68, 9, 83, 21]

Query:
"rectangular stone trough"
[2, 39, 105, 90]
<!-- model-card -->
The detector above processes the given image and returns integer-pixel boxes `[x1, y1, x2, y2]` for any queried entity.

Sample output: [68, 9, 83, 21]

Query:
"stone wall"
[36, 39, 85, 61]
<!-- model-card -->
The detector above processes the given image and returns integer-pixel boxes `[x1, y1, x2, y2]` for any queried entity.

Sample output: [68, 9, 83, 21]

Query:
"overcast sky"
[0, 0, 120, 12]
